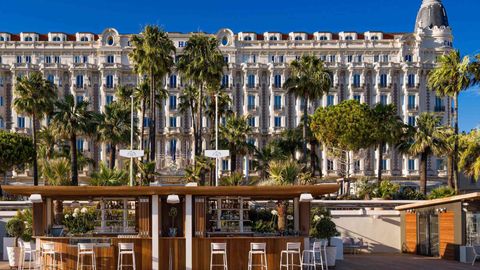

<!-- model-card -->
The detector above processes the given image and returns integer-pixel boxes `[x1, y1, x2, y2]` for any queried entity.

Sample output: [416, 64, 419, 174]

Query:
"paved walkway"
[337, 254, 480, 270]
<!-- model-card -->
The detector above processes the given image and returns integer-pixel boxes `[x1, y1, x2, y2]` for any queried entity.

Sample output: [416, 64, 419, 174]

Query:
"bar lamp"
[167, 194, 180, 204]
[299, 193, 313, 202]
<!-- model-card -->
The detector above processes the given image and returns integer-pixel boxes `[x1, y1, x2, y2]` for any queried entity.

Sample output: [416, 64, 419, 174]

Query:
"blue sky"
[0, 0, 478, 131]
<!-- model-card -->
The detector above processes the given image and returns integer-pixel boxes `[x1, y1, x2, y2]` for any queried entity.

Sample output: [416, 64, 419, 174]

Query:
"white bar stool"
[19, 240, 36, 270]
[41, 242, 63, 270]
[301, 241, 325, 270]
[280, 242, 301, 269]
[210, 243, 228, 270]
[77, 243, 96, 270]
[117, 242, 136, 270]
[248, 242, 267, 270]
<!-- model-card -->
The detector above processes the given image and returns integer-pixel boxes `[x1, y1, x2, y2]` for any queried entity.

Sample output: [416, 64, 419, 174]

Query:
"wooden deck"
[337, 254, 480, 270]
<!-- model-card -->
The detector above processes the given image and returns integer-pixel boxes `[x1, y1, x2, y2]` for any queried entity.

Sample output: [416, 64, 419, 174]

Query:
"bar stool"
[248, 242, 267, 270]
[41, 242, 63, 270]
[210, 243, 228, 270]
[280, 242, 301, 269]
[117, 243, 136, 270]
[77, 243, 96, 270]
[301, 241, 325, 270]
[19, 240, 36, 270]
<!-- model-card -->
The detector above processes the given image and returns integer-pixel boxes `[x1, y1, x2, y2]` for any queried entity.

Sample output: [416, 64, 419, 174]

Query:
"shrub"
[6, 218, 25, 247]
[397, 187, 426, 200]
[428, 186, 456, 200]
[62, 207, 96, 235]
[356, 178, 377, 199]
[15, 209, 32, 242]
[90, 163, 128, 186]
[42, 157, 71, 186]
[374, 180, 400, 199]
[310, 209, 339, 245]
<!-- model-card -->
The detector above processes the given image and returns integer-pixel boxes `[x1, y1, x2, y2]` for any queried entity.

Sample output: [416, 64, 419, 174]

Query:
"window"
[381, 159, 387, 171]
[25, 56, 31, 64]
[83, 56, 88, 63]
[247, 95, 256, 110]
[371, 36, 379, 41]
[380, 74, 388, 87]
[353, 95, 361, 102]
[353, 74, 361, 87]
[274, 74, 282, 88]
[294, 36, 303, 41]
[319, 36, 328, 41]
[243, 36, 252, 41]
[169, 139, 177, 160]
[106, 95, 114, 105]
[274, 95, 282, 110]
[356, 55, 362, 63]
[106, 55, 114, 64]
[221, 37, 228, 46]
[0, 37, 4, 42]
[17, 117, 25, 128]
[76, 75, 84, 88]
[345, 36, 353, 41]
[247, 74, 255, 88]
[347, 55, 353, 63]
[24, 36, 33, 42]
[434, 97, 444, 112]
[169, 117, 177, 128]
[0, 77, 3, 86]
[408, 74, 416, 87]
[17, 56, 22, 63]
[222, 160, 229, 171]
[408, 159, 416, 171]
[76, 139, 84, 152]
[408, 95, 416, 109]
[80, 36, 89, 42]
[221, 75, 229, 88]
[0, 96, 3, 106]
[269, 36, 278, 41]
[327, 95, 335, 106]
[107, 36, 114, 46]
[408, 116, 416, 126]
[169, 95, 177, 110]
[405, 54, 413, 63]
[74, 56, 81, 63]
[223, 55, 229, 63]
[382, 55, 389, 63]
[143, 117, 151, 128]
[76, 95, 84, 104]
[52, 36, 61, 42]
[374, 55, 380, 63]
[354, 160, 360, 171]
[436, 159, 445, 170]
[54, 56, 60, 63]
[380, 95, 388, 105]
[319, 55, 326, 62]
[178, 41, 186, 47]
[327, 160, 334, 171]
[47, 75, 54, 84]
[169, 75, 177, 88]
[0, 118, 3, 128]
[329, 55, 336, 63]
[248, 116, 256, 127]
[45, 56, 52, 64]
[106, 75, 114, 88]
[274, 116, 282, 127]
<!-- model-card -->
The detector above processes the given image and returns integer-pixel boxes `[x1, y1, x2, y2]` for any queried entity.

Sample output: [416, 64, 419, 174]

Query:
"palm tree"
[371, 104, 404, 183]
[253, 144, 285, 180]
[51, 94, 99, 185]
[205, 88, 233, 140]
[283, 55, 332, 164]
[427, 50, 471, 190]
[459, 130, 480, 180]
[177, 34, 225, 160]
[398, 113, 450, 195]
[129, 25, 175, 162]
[14, 72, 57, 185]
[37, 125, 58, 161]
[90, 163, 128, 186]
[219, 115, 252, 172]
[98, 102, 134, 170]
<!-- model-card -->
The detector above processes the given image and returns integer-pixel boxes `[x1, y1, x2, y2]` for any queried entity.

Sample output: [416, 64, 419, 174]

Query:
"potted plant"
[310, 210, 339, 267]
[168, 207, 178, 237]
[6, 218, 25, 268]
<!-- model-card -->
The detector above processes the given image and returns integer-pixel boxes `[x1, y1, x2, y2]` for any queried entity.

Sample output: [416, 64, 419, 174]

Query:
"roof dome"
[415, 0, 449, 32]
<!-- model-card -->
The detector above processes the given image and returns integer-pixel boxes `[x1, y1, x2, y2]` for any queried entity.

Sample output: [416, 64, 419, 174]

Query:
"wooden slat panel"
[299, 202, 311, 236]
[138, 197, 150, 236]
[159, 238, 185, 270]
[439, 212, 455, 259]
[192, 237, 305, 270]
[194, 197, 206, 237]
[404, 213, 417, 253]
[32, 202, 46, 236]
[38, 237, 151, 270]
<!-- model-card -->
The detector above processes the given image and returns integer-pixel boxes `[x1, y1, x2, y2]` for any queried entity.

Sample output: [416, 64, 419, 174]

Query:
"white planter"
[2, 237, 15, 261]
[326, 246, 337, 267]
[330, 237, 344, 260]
[7, 246, 22, 268]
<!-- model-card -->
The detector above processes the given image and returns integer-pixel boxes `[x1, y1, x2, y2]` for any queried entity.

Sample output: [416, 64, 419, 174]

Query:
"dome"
[415, 0, 449, 32]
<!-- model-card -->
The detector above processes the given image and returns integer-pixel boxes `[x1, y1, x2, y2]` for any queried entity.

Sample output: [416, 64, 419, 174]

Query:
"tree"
[51, 94, 99, 185]
[398, 113, 450, 195]
[37, 125, 58, 161]
[98, 102, 134, 169]
[14, 71, 57, 185]
[459, 130, 480, 180]
[0, 131, 34, 188]
[177, 34, 225, 161]
[90, 163, 128, 186]
[428, 50, 471, 190]
[219, 115, 253, 173]
[129, 25, 175, 162]
[271, 129, 303, 160]
[371, 104, 404, 183]
[284, 55, 332, 164]
[42, 157, 71, 186]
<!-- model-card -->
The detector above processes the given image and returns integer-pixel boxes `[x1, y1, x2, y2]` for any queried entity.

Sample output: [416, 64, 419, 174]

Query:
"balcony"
[407, 105, 419, 111]
[434, 105, 446, 112]
[273, 105, 283, 111]
[247, 105, 257, 111]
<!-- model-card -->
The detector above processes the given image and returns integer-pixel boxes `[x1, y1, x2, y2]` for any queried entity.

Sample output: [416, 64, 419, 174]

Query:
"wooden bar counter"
[193, 236, 306, 270]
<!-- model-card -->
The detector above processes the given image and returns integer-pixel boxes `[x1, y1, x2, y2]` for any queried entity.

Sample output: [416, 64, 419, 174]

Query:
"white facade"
[0, 0, 453, 181]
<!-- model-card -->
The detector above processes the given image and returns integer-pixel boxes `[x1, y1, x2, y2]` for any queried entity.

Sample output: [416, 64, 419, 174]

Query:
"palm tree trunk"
[53, 200, 63, 225]
[276, 202, 286, 232]
[32, 114, 39, 186]
[377, 143, 384, 184]
[149, 70, 156, 162]
[110, 144, 116, 170]
[420, 153, 428, 195]
[140, 98, 146, 152]
[453, 93, 459, 192]
[303, 97, 308, 164]
[447, 156, 454, 188]
[70, 133, 78, 186]
[197, 84, 204, 157]
[310, 141, 316, 176]
[231, 149, 237, 173]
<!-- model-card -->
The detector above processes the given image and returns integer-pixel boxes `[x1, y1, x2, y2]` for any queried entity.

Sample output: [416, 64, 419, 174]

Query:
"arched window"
[52, 36, 61, 42]
[221, 36, 228, 46]
[47, 74, 54, 84]
[24, 36, 33, 42]
[221, 75, 229, 88]
[274, 74, 282, 88]
[269, 36, 278, 41]
[169, 139, 177, 160]
[353, 74, 361, 87]
[169, 75, 177, 88]
[243, 36, 252, 41]
[345, 36, 353, 41]
[0, 37, 4, 42]
[80, 36, 89, 42]
[294, 36, 303, 41]
[247, 74, 255, 88]
[76, 75, 84, 88]
[106, 75, 114, 88]
[107, 36, 114, 46]
[319, 36, 328, 41]
[371, 36, 379, 41]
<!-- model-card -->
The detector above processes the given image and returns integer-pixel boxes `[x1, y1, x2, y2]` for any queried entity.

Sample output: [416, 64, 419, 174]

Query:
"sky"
[0, 0, 478, 131]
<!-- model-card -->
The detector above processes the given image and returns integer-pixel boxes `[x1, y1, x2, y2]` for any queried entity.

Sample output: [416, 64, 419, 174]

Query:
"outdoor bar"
[2, 184, 338, 270]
